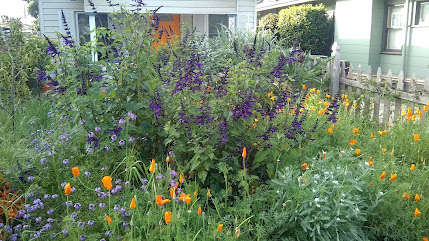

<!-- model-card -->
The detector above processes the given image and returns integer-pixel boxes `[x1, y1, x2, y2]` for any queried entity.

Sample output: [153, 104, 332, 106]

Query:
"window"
[415, 1, 429, 25]
[385, 5, 404, 51]
[208, 14, 229, 38]
[76, 13, 110, 45]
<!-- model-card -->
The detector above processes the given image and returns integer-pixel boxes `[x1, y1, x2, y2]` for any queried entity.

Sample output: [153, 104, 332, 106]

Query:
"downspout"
[401, 0, 412, 76]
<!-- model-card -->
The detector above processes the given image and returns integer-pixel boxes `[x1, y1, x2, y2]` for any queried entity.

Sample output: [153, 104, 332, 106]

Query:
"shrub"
[278, 4, 333, 56]
[258, 13, 279, 32]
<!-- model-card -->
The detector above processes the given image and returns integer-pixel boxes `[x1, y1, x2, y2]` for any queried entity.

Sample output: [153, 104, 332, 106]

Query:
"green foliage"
[278, 4, 333, 55]
[258, 13, 279, 32]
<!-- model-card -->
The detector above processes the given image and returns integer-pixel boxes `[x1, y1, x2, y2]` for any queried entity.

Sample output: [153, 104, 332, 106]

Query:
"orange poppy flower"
[378, 130, 388, 135]
[252, 123, 257, 128]
[102, 89, 106, 94]
[370, 132, 374, 138]
[369, 182, 373, 186]
[130, 197, 136, 209]
[64, 182, 72, 195]
[207, 189, 211, 197]
[327, 128, 333, 134]
[149, 159, 156, 173]
[217, 224, 224, 232]
[353, 128, 359, 134]
[424, 106, 428, 112]
[302, 84, 306, 90]
[72, 167, 80, 177]
[422, 237, 428, 241]
[389, 173, 397, 182]
[323, 152, 326, 159]
[367, 159, 373, 167]
[415, 194, 421, 201]
[165, 211, 172, 224]
[242, 147, 247, 158]
[185, 196, 192, 205]
[179, 173, 184, 183]
[301, 163, 309, 170]
[355, 149, 361, 155]
[170, 188, 175, 198]
[414, 134, 420, 142]
[410, 164, 416, 171]
[156, 195, 171, 206]
[166, 156, 170, 163]
[415, 208, 422, 217]
[380, 171, 386, 180]
[382, 148, 387, 153]
[194, 190, 198, 196]
[197, 206, 202, 215]
[102, 176, 113, 190]
[349, 140, 357, 146]
[106, 215, 112, 224]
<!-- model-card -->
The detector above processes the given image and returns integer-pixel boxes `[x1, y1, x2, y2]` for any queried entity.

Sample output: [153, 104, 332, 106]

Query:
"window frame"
[414, 0, 429, 26]
[384, 4, 405, 52]
[75, 12, 111, 46]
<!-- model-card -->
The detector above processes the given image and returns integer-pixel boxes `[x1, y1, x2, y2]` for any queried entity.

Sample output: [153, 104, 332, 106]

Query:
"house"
[257, 0, 429, 79]
[38, 0, 257, 44]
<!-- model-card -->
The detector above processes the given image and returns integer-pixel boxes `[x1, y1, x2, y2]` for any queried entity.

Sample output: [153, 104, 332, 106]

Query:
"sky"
[0, 0, 35, 25]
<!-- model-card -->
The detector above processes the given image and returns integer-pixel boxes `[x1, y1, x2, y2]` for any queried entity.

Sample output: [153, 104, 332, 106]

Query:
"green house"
[257, 0, 429, 79]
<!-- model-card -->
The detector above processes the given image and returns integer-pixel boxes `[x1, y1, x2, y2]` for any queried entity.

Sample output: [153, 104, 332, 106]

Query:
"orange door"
[154, 14, 181, 48]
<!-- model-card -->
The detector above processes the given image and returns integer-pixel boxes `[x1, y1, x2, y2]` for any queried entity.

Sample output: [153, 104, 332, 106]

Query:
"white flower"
[314, 198, 320, 203]
[332, 180, 339, 185]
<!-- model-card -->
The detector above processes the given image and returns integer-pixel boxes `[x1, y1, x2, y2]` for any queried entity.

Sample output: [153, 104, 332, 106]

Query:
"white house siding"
[237, 0, 257, 30]
[39, 0, 85, 39]
[257, 0, 313, 12]
[87, 0, 237, 14]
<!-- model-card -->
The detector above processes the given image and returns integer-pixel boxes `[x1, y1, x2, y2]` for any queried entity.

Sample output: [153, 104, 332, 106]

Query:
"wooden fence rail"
[329, 42, 429, 126]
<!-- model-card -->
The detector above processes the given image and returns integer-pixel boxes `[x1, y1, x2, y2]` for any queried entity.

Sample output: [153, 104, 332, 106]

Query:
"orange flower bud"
[415, 208, 422, 217]
[72, 167, 80, 177]
[166, 156, 170, 163]
[64, 182, 72, 195]
[179, 173, 184, 183]
[355, 149, 361, 155]
[414, 134, 420, 142]
[327, 127, 333, 134]
[130, 197, 136, 209]
[415, 194, 421, 201]
[102, 176, 113, 190]
[353, 128, 359, 134]
[194, 190, 198, 196]
[165, 211, 172, 224]
[301, 163, 309, 170]
[198, 206, 202, 215]
[217, 224, 224, 232]
[106, 215, 112, 224]
[242, 147, 247, 158]
[207, 189, 211, 197]
[380, 171, 386, 180]
[410, 164, 416, 171]
[149, 159, 156, 173]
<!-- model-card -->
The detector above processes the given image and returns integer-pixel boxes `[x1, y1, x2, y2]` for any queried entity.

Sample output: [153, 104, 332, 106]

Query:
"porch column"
[89, 14, 97, 62]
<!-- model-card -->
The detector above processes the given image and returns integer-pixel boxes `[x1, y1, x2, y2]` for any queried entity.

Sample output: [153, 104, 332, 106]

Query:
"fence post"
[330, 42, 341, 96]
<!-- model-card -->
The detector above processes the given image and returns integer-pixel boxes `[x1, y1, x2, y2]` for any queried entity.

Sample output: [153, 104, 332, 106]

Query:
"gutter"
[401, 0, 412, 76]
[257, 0, 314, 12]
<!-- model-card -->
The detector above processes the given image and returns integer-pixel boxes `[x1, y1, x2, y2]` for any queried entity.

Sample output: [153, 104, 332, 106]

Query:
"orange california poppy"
[130, 197, 136, 209]
[389, 173, 397, 182]
[194, 190, 198, 196]
[149, 159, 156, 173]
[355, 149, 361, 155]
[102, 89, 106, 94]
[422, 237, 428, 241]
[166, 156, 170, 163]
[207, 189, 211, 197]
[301, 163, 309, 170]
[414, 134, 420, 142]
[415, 208, 422, 217]
[380, 171, 386, 180]
[165, 211, 172, 224]
[353, 128, 359, 134]
[410, 164, 416, 171]
[170, 188, 175, 198]
[424, 106, 428, 112]
[156, 195, 171, 206]
[378, 130, 388, 135]
[72, 167, 80, 177]
[367, 160, 373, 167]
[198, 206, 202, 215]
[302, 84, 306, 90]
[64, 182, 72, 195]
[179, 173, 184, 183]
[323, 152, 326, 159]
[217, 224, 224, 232]
[242, 147, 247, 158]
[328, 128, 333, 134]
[349, 140, 357, 146]
[370, 132, 374, 138]
[106, 215, 112, 224]
[102, 176, 113, 190]
[185, 196, 192, 205]
[415, 194, 421, 201]
[382, 148, 387, 153]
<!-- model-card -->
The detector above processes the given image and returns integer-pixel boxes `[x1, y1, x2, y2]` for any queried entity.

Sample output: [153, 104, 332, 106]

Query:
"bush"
[258, 13, 279, 32]
[278, 4, 333, 56]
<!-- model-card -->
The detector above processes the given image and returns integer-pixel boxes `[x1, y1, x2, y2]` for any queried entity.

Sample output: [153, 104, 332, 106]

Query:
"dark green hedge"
[278, 4, 333, 55]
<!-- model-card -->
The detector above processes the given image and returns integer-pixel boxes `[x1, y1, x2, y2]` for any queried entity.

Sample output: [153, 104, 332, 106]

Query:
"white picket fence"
[329, 42, 429, 126]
